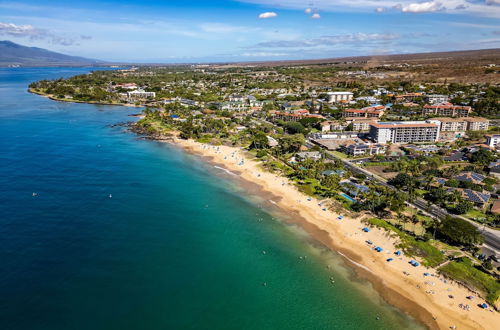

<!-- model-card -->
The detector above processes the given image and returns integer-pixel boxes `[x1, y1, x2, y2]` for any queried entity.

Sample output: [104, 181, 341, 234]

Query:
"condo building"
[369, 120, 441, 144]
[326, 91, 353, 103]
[422, 103, 472, 117]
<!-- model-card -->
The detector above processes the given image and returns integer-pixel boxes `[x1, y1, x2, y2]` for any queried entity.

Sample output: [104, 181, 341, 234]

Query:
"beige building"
[422, 103, 472, 117]
[346, 118, 378, 132]
[433, 117, 489, 132]
[464, 117, 489, 131]
[434, 117, 467, 132]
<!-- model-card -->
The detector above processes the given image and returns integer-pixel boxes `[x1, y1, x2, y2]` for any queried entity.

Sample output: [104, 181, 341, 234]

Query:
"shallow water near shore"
[0, 67, 424, 330]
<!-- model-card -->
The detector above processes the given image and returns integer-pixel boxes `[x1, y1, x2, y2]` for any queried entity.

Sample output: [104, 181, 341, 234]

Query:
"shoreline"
[28, 88, 147, 108]
[168, 137, 498, 330]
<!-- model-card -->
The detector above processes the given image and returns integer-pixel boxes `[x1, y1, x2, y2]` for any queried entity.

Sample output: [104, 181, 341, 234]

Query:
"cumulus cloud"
[375, 7, 387, 12]
[0, 22, 77, 45]
[311, 13, 321, 19]
[400, 1, 445, 13]
[258, 12, 278, 19]
[305, 8, 312, 13]
[252, 33, 400, 48]
[486, 0, 500, 5]
[455, 4, 468, 9]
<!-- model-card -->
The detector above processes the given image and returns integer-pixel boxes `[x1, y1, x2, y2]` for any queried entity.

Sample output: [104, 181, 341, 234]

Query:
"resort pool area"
[340, 193, 356, 203]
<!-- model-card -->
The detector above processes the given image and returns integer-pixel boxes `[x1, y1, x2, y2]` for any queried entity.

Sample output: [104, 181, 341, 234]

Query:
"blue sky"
[0, 0, 499, 62]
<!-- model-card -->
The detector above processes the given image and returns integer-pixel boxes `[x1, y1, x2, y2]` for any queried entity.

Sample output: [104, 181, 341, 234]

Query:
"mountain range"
[0, 40, 104, 67]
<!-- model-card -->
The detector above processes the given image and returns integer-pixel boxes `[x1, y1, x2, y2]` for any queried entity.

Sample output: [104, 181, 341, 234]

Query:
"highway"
[316, 142, 500, 255]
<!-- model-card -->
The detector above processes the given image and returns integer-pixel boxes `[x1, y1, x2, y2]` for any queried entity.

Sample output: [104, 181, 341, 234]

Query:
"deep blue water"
[0, 67, 423, 330]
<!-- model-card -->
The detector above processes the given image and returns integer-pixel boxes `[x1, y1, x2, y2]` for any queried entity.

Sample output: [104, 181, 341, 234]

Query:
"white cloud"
[305, 8, 312, 14]
[0, 22, 77, 45]
[375, 7, 387, 12]
[401, 1, 445, 13]
[239, 0, 500, 17]
[252, 33, 400, 48]
[258, 12, 278, 19]
[311, 13, 321, 19]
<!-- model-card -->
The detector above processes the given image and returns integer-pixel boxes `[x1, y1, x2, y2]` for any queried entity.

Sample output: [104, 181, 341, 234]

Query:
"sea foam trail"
[337, 251, 374, 274]
[214, 165, 237, 176]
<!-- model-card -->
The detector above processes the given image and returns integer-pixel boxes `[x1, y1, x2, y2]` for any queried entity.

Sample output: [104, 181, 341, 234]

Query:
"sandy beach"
[173, 138, 499, 330]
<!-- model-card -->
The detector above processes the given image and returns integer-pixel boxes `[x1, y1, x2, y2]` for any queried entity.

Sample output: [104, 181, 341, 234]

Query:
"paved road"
[318, 144, 500, 255]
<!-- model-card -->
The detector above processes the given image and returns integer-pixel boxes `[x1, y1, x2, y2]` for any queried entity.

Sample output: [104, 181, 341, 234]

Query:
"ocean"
[0, 67, 424, 330]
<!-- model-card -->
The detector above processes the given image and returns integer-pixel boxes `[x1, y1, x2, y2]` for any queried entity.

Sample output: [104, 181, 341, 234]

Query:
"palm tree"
[410, 214, 419, 235]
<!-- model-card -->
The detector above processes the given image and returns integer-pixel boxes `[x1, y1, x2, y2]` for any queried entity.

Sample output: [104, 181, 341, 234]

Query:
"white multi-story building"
[127, 90, 156, 99]
[486, 135, 500, 148]
[326, 91, 353, 103]
[345, 143, 386, 156]
[426, 94, 449, 105]
[369, 120, 441, 144]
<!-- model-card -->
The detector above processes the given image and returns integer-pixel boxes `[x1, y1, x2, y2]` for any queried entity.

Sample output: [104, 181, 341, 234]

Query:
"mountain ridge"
[0, 40, 104, 67]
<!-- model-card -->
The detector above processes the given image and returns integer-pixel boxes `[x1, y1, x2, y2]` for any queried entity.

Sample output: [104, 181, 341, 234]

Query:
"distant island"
[0, 40, 104, 67]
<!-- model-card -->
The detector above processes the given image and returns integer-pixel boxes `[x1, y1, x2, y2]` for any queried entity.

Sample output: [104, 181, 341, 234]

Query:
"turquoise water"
[0, 68, 424, 330]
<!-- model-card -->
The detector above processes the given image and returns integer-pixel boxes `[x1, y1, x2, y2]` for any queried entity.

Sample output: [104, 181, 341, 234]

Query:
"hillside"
[0, 40, 104, 67]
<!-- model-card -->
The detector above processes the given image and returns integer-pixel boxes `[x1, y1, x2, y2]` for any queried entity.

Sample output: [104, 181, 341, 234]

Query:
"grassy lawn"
[363, 161, 392, 167]
[329, 151, 348, 159]
[465, 209, 488, 220]
[439, 258, 500, 304]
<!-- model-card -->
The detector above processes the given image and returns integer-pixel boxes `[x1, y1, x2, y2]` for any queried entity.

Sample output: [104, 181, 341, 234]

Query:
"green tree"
[438, 216, 484, 247]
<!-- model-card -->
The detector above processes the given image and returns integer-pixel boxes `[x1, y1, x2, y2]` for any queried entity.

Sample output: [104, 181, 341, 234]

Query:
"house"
[395, 93, 423, 102]
[229, 94, 245, 102]
[273, 110, 324, 122]
[486, 134, 500, 148]
[341, 181, 370, 197]
[434, 178, 448, 185]
[296, 151, 322, 161]
[344, 143, 386, 156]
[454, 172, 486, 184]
[321, 169, 345, 177]
[266, 136, 279, 147]
[488, 160, 500, 178]
[491, 200, 500, 214]
[444, 151, 467, 162]
[461, 189, 490, 207]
